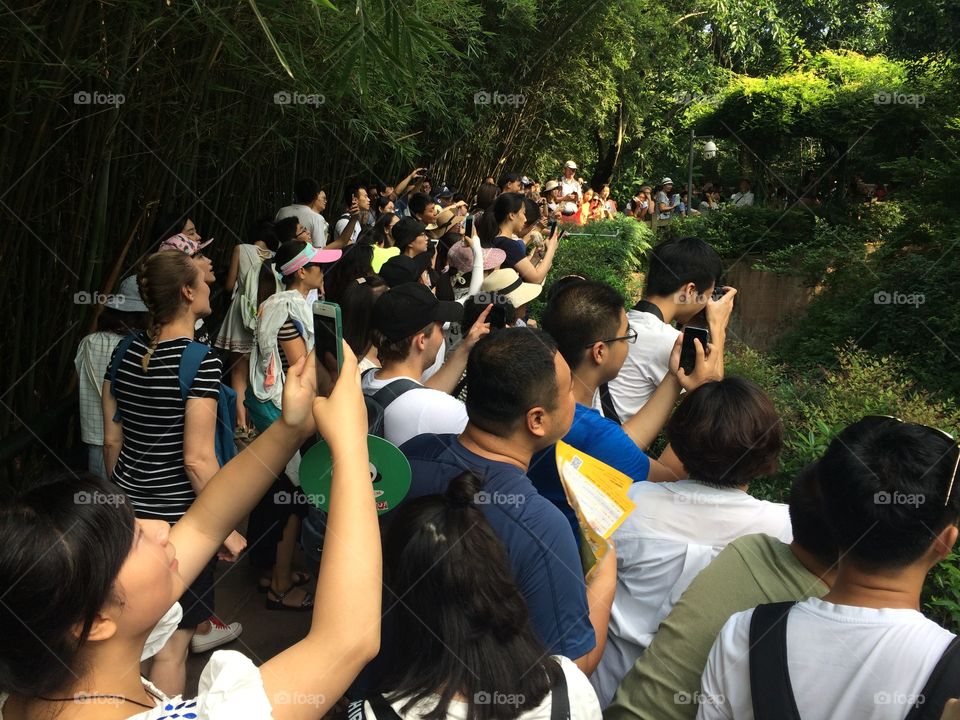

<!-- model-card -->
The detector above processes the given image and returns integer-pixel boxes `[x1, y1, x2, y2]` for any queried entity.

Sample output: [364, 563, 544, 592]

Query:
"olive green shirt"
[603, 533, 829, 720]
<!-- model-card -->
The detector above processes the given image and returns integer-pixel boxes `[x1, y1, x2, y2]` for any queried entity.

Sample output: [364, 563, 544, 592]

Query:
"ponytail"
[137, 251, 198, 371]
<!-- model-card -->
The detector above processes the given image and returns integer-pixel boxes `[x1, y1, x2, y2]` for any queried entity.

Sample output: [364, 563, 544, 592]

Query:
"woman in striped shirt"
[102, 251, 244, 697]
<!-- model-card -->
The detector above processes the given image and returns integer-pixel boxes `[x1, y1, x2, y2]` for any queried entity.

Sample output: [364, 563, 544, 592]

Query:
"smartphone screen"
[464, 215, 474, 237]
[679, 326, 710, 375]
[313, 301, 343, 397]
[548, 218, 558, 238]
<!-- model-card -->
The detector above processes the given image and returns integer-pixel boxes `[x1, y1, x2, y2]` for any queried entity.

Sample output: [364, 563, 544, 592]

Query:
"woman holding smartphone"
[1, 350, 379, 720]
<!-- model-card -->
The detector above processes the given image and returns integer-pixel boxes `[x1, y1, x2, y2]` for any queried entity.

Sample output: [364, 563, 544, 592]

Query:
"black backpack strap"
[632, 298, 664, 321]
[550, 664, 570, 720]
[905, 636, 960, 720]
[749, 601, 802, 720]
[371, 378, 422, 410]
[366, 694, 404, 720]
[598, 383, 622, 425]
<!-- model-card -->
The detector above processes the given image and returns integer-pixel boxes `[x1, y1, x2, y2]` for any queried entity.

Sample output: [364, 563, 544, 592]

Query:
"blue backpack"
[108, 334, 238, 467]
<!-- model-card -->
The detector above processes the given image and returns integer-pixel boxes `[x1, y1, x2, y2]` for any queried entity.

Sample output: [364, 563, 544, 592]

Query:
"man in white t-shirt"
[361, 283, 469, 447]
[592, 377, 791, 707]
[729, 178, 755, 207]
[606, 236, 729, 420]
[275, 177, 331, 248]
[560, 160, 581, 203]
[698, 416, 960, 720]
[333, 184, 370, 246]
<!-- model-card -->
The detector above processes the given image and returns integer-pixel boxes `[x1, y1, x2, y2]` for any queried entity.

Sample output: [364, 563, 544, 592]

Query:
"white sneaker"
[190, 616, 242, 653]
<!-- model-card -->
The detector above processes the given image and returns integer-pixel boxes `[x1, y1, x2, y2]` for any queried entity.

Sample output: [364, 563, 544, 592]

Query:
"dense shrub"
[535, 215, 653, 312]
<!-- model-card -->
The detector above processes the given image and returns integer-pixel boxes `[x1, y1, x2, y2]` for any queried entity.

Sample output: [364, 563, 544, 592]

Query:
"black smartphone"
[464, 215, 474, 237]
[548, 218, 558, 238]
[679, 326, 710, 375]
[313, 301, 343, 397]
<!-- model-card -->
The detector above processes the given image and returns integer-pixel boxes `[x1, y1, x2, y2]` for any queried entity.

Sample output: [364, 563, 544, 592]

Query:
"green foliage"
[546, 216, 654, 300]
[667, 206, 815, 259]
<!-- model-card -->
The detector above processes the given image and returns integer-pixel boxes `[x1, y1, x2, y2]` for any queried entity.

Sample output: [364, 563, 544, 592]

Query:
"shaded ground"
[185, 549, 314, 694]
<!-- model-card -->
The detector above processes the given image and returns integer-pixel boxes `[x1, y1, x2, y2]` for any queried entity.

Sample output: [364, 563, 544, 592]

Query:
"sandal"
[266, 585, 314, 612]
[258, 571, 311, 593]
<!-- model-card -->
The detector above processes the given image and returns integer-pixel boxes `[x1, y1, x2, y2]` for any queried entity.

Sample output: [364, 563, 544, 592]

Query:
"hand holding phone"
[313, 301, 344, 398]
[547, 218, 558, 239]
[678, 326, 710, 376]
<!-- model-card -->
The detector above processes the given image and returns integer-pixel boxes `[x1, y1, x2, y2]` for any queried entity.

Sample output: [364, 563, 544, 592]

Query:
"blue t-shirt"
[529, 403, 651, 543]
[399, 433, 596, 660]
[493, 235, 527, 269]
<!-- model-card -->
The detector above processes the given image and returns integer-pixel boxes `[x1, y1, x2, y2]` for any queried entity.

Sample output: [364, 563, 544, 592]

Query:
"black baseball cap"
[378, 253, 431, 288]
[392, 217, 428, 251]
[373, 283, 463, 341]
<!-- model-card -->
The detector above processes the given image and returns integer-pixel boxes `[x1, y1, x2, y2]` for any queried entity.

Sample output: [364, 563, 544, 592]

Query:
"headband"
[279, 244, 315, 276]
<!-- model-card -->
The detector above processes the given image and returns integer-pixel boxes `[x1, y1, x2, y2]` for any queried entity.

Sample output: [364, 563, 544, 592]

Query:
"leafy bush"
[536, 215, 654, 309]
[666, 206, 815, 259]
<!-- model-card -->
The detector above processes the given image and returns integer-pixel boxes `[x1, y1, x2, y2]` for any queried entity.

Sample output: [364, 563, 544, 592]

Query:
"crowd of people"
[0, 158, 958, 720]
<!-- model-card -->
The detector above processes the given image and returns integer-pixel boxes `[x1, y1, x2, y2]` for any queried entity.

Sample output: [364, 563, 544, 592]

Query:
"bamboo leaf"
[247, 0, 295, 79]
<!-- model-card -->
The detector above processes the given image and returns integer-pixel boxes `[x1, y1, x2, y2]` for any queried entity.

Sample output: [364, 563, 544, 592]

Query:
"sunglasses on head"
[864, 415, 959, 507]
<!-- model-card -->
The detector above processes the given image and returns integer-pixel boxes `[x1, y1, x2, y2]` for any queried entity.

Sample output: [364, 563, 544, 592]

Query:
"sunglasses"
[584, 326, 638, 348]
[865, 415, 960, 507]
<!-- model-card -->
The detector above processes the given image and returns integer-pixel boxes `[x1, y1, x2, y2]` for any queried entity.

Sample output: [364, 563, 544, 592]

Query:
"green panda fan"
[300, 435, 412, 515]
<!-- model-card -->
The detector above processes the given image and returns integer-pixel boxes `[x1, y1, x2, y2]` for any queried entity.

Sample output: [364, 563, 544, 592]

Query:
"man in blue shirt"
[399, 328, 617, 676]
[528, 280, 728, 540]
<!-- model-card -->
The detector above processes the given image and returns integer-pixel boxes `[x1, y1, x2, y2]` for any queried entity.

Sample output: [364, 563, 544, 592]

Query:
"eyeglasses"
[584, 326, 638, 348]
[296, 228, 311, 240]
[865, 415, 960, 507]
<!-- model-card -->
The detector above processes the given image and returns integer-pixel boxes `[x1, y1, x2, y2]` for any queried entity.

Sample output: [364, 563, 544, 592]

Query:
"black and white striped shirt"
[106, 336, 221, 521]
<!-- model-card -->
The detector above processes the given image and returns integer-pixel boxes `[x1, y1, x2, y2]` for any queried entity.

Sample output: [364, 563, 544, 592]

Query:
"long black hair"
[0, 473, 135, 697]
[340, 275, 387, 359]
[379, 471, 561, 720]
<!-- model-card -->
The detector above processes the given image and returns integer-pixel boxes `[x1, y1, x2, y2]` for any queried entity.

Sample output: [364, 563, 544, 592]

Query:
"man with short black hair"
[607, 236, 733, 418]
[408, 191, 439, 225]
[360, 283, 468, 447]
[275, 177, 332, 248]
[400, 328, 617, 676]
[334, 183, 370, 246]
[699, 416, 960, 720]
[530, 280, 716, 539]
[499, 172, 523, 193]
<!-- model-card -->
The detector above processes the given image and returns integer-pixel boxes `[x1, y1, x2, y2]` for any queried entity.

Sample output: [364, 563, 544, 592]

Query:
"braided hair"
[137, 251, 199, 371]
